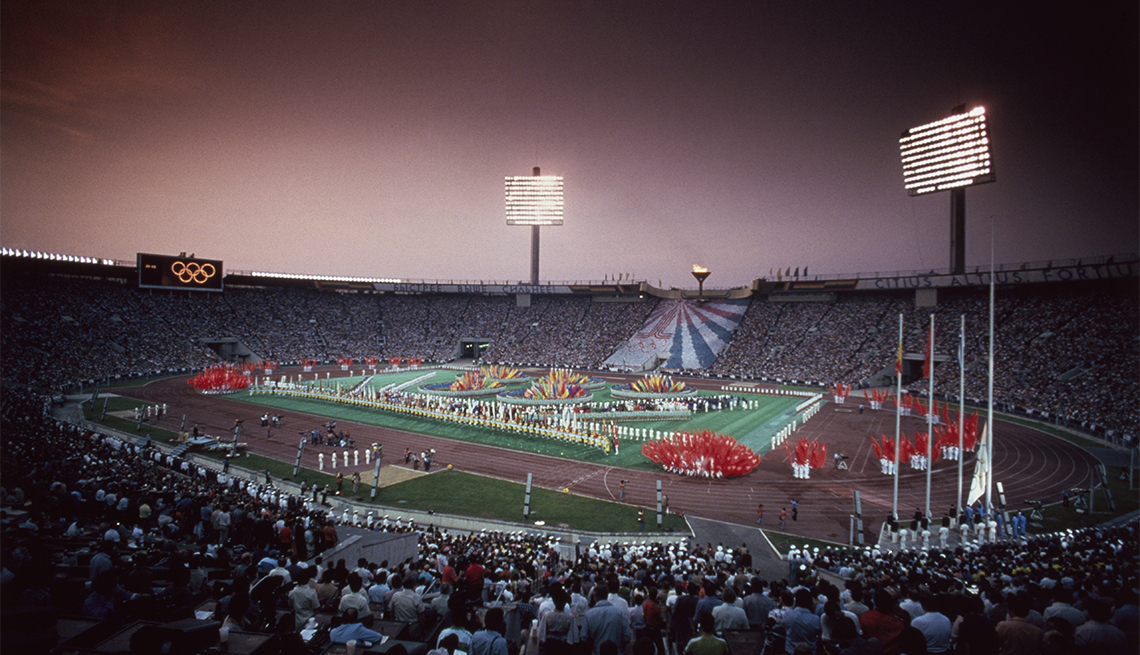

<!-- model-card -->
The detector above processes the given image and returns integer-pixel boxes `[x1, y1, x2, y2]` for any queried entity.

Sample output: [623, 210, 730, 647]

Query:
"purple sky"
[3, 2, 1136, 289]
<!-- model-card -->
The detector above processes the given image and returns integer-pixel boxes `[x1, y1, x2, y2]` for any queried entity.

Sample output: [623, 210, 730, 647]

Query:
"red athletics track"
[113, 366, 1098, 542]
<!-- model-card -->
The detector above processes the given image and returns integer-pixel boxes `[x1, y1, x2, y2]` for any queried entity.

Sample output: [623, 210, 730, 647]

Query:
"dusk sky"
[3, 2, 1137, 289]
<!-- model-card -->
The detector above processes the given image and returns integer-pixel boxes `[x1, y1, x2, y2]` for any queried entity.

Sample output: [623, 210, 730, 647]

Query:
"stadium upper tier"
[1, 259, 1136, 440]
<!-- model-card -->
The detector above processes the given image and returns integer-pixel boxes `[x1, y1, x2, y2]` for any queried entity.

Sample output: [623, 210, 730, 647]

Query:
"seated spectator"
[391, 572, 426, 638]
[1110, 587, 1139, 654]
[712, 587, 750, 635]
[154, 564, 194, 620]
[369, 570, 391, 605]
[832, 615, 882, 655]
[429, 632, 462, 655]
[339, 571, 370, 615]
[221, 593, 251, 632]
[538, 587, 577, 654]
[996, 592, 1043, 655]
[783, 588, 821, 655]
[289, 568, 320, 631]
[684, 612, 728, 655]
[314, 569, 339, 608]
[82, 570, 129, 619]
[911, 594, 951, 653]
[432, 582, 453, 620]
[953, 595, 997, 655]
[471, 606, 509, 655]
[1044, 588, 1086, 630]
[861, 590, 905, 655]
[1074, 597, 1128, 654]
[88, 541, 115, 581]
[438, 595, 477, 653]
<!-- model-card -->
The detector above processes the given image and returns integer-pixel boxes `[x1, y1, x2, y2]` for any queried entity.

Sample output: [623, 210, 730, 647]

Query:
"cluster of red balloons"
[187, 365, 251, 393]
[642, 429, 760, 478]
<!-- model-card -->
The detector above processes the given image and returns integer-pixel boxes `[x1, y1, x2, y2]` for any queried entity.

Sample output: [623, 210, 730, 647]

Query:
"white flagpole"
[926, 313, 934, 519]
[957, 313, 966, 523]
[893, 313, 903, 523]
[968, 424, 989, 507]
[986, 219, 996, 515]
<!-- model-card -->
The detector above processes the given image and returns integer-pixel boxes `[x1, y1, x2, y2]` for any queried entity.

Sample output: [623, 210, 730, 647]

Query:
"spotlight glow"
[899, 106, 995, 196]
[505, 175, 564, 226]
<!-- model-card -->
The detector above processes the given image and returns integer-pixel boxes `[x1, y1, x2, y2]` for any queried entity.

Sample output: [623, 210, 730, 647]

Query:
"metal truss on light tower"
[506, 167, 564, 285]
[899, 105, 995, 275]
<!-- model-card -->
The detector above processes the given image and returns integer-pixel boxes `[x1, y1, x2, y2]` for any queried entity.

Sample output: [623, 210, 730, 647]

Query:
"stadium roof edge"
[1, 250, 1135, 294]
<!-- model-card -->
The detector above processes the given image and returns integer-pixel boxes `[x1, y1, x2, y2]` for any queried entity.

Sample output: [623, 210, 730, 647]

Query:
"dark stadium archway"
[458, 339, 490, 361]
[199, 337, 258, 363]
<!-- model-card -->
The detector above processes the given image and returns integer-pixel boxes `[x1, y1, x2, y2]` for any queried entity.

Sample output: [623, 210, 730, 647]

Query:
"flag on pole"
[967, 423, 990, 506]
[895, 331, 904, 376]
[923, 332, 933, 379]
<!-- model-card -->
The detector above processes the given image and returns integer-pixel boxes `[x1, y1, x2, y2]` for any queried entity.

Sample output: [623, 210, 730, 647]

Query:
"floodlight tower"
[899, 105, 995, 275]
[506, 167, 564, 285]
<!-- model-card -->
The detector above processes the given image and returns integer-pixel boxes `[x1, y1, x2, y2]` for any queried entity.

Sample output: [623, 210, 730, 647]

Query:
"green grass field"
[81, 395, 182, 442]
[202, 449, 687, 532]
[236, 370, 803, 469]
[82, 386, 691, 532]
[82, 375, 1135, 534]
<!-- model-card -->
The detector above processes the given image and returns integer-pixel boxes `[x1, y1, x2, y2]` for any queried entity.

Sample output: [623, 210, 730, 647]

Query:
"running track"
[114, 367, 1098, 542]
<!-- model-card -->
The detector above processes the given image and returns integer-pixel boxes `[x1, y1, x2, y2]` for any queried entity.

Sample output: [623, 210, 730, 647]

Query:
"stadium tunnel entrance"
[199, 337, 259, 363]
[457, 339, 490, 361]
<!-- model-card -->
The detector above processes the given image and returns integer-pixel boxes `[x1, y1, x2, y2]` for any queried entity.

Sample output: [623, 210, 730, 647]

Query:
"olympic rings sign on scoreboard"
[170, 260, 216, 284]
[138, 253, 224, 291]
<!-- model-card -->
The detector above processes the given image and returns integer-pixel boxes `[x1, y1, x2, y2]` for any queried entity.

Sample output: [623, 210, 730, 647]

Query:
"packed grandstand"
[2, 255, 1136, 440]
[1, 252, 1137, 655]
[0, 388, 1136, 655]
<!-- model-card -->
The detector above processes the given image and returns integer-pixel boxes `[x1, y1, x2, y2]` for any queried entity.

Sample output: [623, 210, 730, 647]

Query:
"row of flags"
[896, 322, 969, 379]
[868, 415, 981, 465]
[785, 437, 827, 469]
[769, 266, 809, 279]
[893, 328, 936, 377]
[890, 313, 993, 518]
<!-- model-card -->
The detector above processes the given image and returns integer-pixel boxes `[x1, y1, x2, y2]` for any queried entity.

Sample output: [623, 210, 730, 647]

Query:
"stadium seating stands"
[1, 387, 1136, 654]
[1, 272, 1135, 439]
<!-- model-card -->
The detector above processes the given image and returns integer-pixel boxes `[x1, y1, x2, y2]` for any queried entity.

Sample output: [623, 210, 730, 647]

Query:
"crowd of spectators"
[709, 286, 1137, 439]
[2, 386, 1137, 655]
[1, 271, 1135, 439]
[0, 386, 340, 652]
[712, 296, 904, 385]
[806, 521, 1138, 655]
[482, 298, 657, 369]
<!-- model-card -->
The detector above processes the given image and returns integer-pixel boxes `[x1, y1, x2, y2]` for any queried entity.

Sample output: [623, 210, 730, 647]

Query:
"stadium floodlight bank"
[505, 171, 564, 226]
[507, 166, 564, 286]
[899, 106, 994, 196]
[900, 105, 995, 276]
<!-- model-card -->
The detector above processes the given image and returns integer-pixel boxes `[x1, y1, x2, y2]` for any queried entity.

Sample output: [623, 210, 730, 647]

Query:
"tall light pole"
[506, 167, 564, 285]
[899, 106, 994, 275]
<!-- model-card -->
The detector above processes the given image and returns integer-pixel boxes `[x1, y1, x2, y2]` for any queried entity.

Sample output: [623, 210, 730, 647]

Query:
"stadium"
[3, 3, 1138, 655]
[2, 246, 1137, 654]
